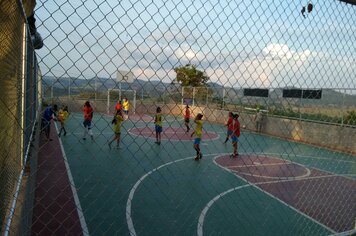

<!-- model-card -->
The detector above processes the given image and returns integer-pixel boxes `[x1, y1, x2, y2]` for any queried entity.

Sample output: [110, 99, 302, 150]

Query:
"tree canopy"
[173, 64, 209, 87]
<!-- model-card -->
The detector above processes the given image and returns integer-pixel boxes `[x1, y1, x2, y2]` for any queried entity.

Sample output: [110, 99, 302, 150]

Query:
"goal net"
[107, 89, 136, 115]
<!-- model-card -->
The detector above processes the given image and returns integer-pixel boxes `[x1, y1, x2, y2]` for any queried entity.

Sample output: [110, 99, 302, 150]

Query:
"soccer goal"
[107, 88, 136, 115]
[181, 86, 211, 106]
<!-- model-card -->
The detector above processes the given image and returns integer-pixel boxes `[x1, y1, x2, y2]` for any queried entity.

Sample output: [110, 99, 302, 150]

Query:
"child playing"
[41, 104, 58, 141]
[230, 113, 241, 158]
[154, 106, 163, 145]
[191, 113, 204, 161]
[184, 105, 190, 133]
[108, 109, 124, 149]
[223, 112, 233, 144]
[58, 105, 69, 137]
[83, 101, 94, 140]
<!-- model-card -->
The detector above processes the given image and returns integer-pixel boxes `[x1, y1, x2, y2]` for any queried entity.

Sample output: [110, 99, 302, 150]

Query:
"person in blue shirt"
[41, 104, 58, 141]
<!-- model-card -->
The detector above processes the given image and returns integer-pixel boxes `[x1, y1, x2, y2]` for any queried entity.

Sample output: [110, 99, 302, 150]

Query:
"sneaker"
[199, 153, 203, 159]
[194, 156, 199, 161]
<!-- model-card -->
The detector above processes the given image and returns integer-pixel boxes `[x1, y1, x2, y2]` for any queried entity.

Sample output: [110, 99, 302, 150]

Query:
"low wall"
[190, 105, 356, 154]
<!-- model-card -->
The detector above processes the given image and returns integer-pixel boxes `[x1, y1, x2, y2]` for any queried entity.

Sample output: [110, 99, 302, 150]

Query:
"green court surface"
[58, 113, 355, 236]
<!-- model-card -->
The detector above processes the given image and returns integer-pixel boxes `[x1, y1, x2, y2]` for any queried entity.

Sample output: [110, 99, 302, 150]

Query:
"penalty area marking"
[126, 153, 220, 236]
[197, 173, 338, 236]
[199, 155, 337, 236]
[226, 160, 311, 180]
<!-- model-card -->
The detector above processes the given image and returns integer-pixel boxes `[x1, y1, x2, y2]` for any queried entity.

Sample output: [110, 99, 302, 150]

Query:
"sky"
[35, 0, 355, 90]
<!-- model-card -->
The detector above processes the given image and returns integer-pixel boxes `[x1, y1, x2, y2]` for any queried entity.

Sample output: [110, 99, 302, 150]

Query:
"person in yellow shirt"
[123, 97, 130, 119]
[154, 107, 163, 145]
[108, 109, 124, 149]
[190, 113, 204, 161]
[58, 105, 69, 137]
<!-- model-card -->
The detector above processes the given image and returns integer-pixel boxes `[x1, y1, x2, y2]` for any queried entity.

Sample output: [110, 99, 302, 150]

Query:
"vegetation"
[174, 64, 209, 87]
[343, 110, 356, 125]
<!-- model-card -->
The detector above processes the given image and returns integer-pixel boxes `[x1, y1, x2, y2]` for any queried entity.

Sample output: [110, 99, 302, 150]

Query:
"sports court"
[33, 112, 355, 236]
[1, 1, 356, 236]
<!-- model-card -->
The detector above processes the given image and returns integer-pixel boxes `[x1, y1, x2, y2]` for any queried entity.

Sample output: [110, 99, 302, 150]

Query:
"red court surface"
[31, 122, 82, 235]
[215, 154, 356, 233]
[129, 127, 219, 141]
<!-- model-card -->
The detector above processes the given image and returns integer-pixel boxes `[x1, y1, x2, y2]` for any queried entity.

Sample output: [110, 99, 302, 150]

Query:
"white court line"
[197, 172, 338, 236]
[126, 154, 219, 236]
[207, 155, 336, 236]
[227, 162, 294, 168]
[56, 124, 90, 236]
[197, 184, 251, 236]
[227, 160, 311, 180]
[263, 152, 356, 181]
[270, 152, 356, 164]
[225, 155, 311, 180]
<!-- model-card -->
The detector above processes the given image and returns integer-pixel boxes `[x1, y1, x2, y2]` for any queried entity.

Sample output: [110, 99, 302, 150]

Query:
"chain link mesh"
[1, 0, 355, 235]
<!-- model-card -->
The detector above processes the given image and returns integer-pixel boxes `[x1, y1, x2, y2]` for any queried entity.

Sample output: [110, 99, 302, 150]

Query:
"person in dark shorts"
[184, 105, 190, 133]
[83, 101, 94, 140]
[41, 104, 58, 141]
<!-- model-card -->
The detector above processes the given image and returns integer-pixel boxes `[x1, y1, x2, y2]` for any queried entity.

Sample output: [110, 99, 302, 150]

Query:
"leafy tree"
[174, 64, 209, 87]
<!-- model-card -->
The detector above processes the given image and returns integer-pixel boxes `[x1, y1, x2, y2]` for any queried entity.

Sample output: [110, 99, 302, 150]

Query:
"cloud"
[205, 43, 314, 88]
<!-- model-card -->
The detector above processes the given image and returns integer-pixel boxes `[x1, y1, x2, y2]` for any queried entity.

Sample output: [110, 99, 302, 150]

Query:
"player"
[154, 106, 163, 145]
[58, 105, 69, 137]
[254, 109, 263, 132]
[223, 112, 233, 144]
[41, 104, 58, 141]
[108, 109, 124, 149]
[115, 100, 122, 113]
[191, 113, 204, 161]
[184, 105, 190, 133]
[123, 97, 129, 119]
[83, 101, 94, 140]
[230, 113, 241, 158]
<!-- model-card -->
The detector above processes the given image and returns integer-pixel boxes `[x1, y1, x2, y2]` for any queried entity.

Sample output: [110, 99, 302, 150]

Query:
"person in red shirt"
[83, 101, 94, 140]
[223, 112, 233, 144]
[230, 113, 240, 158]
[115, 100, 122, 113]
[184, 105, 190, 133]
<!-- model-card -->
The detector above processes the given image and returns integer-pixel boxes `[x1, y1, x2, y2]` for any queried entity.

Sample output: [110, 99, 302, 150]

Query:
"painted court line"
[56, 124, 90, 236]
[212, 154, 336, 235]
[227, 162, 294, 168]
[230, 167, 311, 180]
[264, 152, 356, 181]
[197, 184, 251, 236]
[126, 154, 219, 236]
[197, 173, 338, 236]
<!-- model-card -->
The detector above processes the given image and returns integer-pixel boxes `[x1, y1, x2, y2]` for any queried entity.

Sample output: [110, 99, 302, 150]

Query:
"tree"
[174, 64, 209, 87]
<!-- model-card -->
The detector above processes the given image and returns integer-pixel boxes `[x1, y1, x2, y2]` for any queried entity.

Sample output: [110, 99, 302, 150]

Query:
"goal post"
[181, 86, 211, 107]
[107, 89, 136, 115]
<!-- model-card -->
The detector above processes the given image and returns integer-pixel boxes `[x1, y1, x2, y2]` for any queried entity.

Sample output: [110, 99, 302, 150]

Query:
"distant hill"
[41, 76, 356, 107]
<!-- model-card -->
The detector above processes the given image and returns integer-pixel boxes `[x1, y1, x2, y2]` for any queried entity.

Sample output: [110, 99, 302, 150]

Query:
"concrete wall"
[190, 105, 356, 154]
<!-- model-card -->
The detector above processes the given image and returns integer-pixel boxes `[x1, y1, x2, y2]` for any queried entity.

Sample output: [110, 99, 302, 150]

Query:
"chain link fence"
[1, 0, 356, 235]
